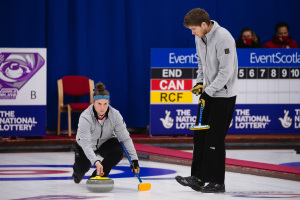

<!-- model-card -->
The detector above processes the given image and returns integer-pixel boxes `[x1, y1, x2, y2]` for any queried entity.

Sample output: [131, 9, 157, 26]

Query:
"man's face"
[188, 23, 207, 38]
[93, 99, 109, 116]
[276, 26, 289, 36]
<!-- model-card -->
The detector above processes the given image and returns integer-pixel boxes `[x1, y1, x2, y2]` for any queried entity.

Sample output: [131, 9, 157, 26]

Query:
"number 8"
[271, 69, 276, 77]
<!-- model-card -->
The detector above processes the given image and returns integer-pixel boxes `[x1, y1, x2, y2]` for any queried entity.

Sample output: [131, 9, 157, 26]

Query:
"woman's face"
[93, 99, 109, 116]
[242, 31, 252, 39]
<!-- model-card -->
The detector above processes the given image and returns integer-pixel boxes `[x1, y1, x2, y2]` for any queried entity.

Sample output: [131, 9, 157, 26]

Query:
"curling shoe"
[200, 182, 225, 193]
[175, 176, 204, 191]
[72, 172, 82, 184]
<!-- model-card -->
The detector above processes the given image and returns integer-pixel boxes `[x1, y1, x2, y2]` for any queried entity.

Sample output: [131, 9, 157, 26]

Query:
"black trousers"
[191, 96, 236, 184]
[73, 138, 123, 179]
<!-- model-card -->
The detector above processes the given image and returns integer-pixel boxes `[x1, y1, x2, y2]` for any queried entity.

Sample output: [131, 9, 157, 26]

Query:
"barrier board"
[0, 48, 47, 137]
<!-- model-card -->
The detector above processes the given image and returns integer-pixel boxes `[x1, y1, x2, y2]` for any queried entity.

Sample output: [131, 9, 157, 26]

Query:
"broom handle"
[198, 101, 203, 125]
[120, 142, 143, 183]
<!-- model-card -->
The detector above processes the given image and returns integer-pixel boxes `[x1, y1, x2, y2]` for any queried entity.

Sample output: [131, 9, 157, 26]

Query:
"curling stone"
[86, 176, 114, 193]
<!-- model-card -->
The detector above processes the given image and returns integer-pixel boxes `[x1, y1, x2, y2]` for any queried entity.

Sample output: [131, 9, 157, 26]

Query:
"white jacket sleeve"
[77, 115, 103, 165]
[195, 36, 204, 84]
[114, 111, 138, 161]
[204, 37, 235, 96]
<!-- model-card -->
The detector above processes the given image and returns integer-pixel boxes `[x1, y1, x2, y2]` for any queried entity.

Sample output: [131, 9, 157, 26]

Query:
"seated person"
[263, 22, 298, 48]
[236, 27, 262, 48]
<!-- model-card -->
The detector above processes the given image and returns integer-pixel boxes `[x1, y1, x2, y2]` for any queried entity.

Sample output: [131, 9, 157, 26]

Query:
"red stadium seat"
[57, 75, 94, 136]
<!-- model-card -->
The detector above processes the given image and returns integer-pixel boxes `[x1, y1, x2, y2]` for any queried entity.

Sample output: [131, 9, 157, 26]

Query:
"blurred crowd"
[236, 22, 298, 49]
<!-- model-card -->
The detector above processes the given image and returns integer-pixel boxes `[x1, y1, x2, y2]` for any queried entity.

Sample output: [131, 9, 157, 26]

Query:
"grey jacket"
[195, 20, 238, 97]
[76, 104, 138, 165]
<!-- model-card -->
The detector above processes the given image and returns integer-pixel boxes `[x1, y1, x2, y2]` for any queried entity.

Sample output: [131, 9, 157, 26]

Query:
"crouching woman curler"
[72, 82, 140, 183]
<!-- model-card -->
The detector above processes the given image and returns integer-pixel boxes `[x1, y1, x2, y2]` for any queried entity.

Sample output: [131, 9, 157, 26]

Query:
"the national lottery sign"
[150, 48, 300, 135]
[230, 105, 300, 134]
[150, 104, 300, 135]
[0, 48, 46, 137]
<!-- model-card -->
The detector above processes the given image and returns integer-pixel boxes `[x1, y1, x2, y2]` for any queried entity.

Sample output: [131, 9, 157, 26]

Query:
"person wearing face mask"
[72, 82, 140, 183]
[263, 22, 299, 48]
[236, 27, 262, 48]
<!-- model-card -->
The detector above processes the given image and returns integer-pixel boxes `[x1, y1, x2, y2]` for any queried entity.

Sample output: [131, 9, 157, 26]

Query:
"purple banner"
[0, 106, 46, 137]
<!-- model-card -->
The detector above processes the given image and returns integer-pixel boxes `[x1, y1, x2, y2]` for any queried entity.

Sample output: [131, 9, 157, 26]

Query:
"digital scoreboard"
[150, 49, 300, 135]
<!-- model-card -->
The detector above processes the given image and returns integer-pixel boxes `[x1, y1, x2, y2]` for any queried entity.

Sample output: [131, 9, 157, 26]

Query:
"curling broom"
[189, 100, 210, 130]
[120, 142, 151, 191]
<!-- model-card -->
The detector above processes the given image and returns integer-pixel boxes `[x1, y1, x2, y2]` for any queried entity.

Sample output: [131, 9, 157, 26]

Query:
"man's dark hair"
[275, 22, 290, 33]
[184, 8, 211, 27]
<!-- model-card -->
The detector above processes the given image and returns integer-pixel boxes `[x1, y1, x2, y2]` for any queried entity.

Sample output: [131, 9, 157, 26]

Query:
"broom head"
[138, 183, 151, 191]
[189, 124, 210, 130]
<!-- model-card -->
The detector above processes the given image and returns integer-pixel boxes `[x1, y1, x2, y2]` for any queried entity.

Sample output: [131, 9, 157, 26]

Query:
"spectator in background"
[264, 22, 299, 48]
[236, 27, 262, 48]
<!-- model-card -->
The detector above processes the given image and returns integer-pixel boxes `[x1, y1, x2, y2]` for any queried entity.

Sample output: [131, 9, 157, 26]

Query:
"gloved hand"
[130, 160, 140, 174]
[199, 91, 210, 109]
[190, 82, 203, 96]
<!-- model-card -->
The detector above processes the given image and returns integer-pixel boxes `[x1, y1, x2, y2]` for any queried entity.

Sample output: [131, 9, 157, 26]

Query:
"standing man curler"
[175, 8, 238, 193]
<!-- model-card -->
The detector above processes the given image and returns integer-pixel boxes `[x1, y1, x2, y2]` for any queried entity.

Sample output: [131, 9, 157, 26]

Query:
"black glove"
[130, 160, 140, 174]
[199, 91, 211, 109]
[190, 82, 203, 96]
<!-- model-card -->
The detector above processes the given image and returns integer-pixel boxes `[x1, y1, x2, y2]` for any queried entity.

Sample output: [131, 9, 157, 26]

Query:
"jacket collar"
[92, 105, 110, 120]
[205, 20, 219, 40]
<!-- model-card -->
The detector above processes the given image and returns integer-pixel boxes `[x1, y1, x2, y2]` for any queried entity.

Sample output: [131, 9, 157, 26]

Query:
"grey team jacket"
[76, 104, 138, 166]
[195, 20, 238, 98]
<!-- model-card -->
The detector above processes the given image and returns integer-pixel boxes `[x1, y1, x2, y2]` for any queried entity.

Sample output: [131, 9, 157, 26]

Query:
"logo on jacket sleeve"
[224, 48, 230, 54]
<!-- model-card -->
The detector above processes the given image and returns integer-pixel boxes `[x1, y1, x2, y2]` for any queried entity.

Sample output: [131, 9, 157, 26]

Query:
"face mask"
[277, 35, 289, 43]
[242, 38, 253, 46]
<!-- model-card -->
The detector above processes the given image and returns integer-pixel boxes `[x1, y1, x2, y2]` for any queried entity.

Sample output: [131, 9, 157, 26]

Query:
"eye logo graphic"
[0, 52, 45, 99]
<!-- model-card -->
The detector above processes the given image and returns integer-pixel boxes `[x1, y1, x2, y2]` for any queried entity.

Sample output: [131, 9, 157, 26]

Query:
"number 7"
[260, 69, 265, 77]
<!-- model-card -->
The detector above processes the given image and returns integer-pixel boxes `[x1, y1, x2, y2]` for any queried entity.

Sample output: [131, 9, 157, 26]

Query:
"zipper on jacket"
[99, 119, 106, 138]
[96, 139, 99, 148]
[95, 114, 106, 149]
[202, 36, 209, 85]
[96, 123, 103, 149]
[100, 125, 103, 138]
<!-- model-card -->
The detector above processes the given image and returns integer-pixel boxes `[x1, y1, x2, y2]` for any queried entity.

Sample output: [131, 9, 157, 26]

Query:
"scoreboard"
[150, 48, 300, 136]
[238, 68, 300, 79]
